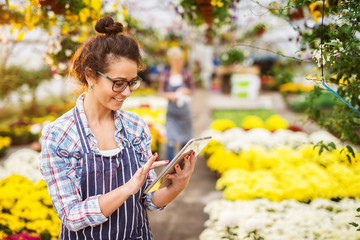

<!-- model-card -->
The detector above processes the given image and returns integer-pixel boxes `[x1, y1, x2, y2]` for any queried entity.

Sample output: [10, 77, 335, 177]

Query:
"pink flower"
[4, 231, 41, 240]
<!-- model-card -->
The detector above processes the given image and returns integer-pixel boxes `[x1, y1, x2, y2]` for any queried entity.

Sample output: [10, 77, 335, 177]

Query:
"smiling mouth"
[114, 97, 125, 102]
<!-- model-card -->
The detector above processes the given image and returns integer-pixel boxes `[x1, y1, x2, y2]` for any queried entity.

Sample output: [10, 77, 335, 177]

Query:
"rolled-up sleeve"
[39, 125, 108, 231]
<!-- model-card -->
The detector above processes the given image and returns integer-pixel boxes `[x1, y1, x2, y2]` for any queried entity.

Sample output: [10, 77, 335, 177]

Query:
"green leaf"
[346, 145, 356, 158]
[349, 222, 359, 227]
[328, 142, 336, 149]
[346, 155, 352, 164]
[5, 0, 9, 6]
[323, 50, 328, 63]
[326, 42, 338, 46]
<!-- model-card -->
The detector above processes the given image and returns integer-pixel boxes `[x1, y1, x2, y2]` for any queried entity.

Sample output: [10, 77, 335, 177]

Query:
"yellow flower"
[210, 119, 236, 132]
[149, 125, 165, 152]
[77, 34, 87, 42]
[123, 7, 129, 19]
[338, 146, 360, 165]
[265, 114, 289, 131]
[0, 176, 60, 238]
[211, 0, 224, 7]
[209, 140, 360, 201]
[202, 139, 223, 157]
[61, 24, 69, 35]
[16, 31, 25, 41]
[0, 136, 11, 150]
[309, 2, 324, 23]
[208, 149, 250, 173]
[90, 0, 102, 10]
[279, 82, 314, 93]
[79, 8, 91, 23]
[241, 115, 265, 129]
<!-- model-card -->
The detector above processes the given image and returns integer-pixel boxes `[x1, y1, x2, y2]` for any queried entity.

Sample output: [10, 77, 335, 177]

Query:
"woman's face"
[91, 57, 138, 111]
[170, 55, 185, 70]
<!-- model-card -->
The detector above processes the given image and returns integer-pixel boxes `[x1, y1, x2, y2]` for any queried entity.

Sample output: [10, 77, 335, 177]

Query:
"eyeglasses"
[97, 71, 142, 92]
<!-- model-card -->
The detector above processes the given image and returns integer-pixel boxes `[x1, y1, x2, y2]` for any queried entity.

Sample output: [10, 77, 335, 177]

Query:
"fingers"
[165, 163, 182, 180]
[141, 152, 169, 172]
[150, 160, 169, 170]
[166, 152, 196, 178]
[182, 155, 191, 172]
[189, 151, 197, 170]
[183, 151, 196, 172]
[174, 163, 182, 174]
[134, 165, 145, 178]
[142, 153, 157, 172]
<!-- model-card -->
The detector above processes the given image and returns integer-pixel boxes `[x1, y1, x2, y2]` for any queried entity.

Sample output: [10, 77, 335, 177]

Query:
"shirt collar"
[76, 93, 124, 137]
[76, 93, 92, 137]
[114, 109, 124, 139]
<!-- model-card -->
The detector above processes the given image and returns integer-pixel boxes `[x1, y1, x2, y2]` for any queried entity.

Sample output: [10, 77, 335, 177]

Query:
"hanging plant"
[0, 4, 24, 24]
[44, 36, 80, 76]
[175, 0, 240, 36]
[219, 49, 245, 66]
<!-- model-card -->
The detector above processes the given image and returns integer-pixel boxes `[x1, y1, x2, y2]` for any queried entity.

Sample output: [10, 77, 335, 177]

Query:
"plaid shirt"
[158, 68, 194, 96]
[39, 93, 162, 231]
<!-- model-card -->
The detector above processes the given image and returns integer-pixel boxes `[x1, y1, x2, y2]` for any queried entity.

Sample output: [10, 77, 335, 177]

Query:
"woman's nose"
[121, 85, 132, 96]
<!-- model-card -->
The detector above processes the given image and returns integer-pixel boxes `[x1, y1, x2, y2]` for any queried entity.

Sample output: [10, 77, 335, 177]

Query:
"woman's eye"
[114, 81, 125, 87]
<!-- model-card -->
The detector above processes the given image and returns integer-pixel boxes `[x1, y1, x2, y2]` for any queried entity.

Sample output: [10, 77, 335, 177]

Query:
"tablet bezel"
[144, 136, 212, 194]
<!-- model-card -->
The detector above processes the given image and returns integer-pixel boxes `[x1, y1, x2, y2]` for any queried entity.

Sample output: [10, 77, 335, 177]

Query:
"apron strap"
[74, 107, 91, 154]
[118, 115, 132, 149]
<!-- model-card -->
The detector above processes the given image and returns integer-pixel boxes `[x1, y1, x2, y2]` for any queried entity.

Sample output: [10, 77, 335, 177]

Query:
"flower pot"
[196, 0, 211, 4]
[289, 7, 304, 20]
[199, 5, 213, 16]
[39, 0, 63, 14]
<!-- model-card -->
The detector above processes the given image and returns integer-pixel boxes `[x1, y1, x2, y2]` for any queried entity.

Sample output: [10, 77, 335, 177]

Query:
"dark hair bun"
[95, 16, 124, 35]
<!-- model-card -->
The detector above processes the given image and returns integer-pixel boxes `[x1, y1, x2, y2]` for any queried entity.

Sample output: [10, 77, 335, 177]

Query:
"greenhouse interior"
[0, 0, 360, 239]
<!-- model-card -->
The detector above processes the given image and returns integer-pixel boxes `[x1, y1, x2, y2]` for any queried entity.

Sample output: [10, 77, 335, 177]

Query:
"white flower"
[58, 62, 68, 71]
[221, 53, 229, 61]
[217, 210, 240, 227]
[201, 198, 360, 240]
[199, 228, 224, 240]
[201, 127, 342, 152]
[65, 49, 73, 57]
[243, 217, 264, 233]
[309, 130, 341, 146]
[30, 123, 42, 135]
[1, 149, 42, 182]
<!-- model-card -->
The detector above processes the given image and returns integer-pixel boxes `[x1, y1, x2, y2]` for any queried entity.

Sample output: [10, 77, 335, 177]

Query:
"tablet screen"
[144, 136, 212, 194]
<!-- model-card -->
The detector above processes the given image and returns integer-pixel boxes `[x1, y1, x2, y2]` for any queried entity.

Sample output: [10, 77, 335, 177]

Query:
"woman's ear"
[85, 67, 96, 88]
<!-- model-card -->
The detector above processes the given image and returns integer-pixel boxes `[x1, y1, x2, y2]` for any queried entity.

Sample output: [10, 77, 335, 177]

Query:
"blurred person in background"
[159, 46, 194, 160]
[39, 16, 197, 240]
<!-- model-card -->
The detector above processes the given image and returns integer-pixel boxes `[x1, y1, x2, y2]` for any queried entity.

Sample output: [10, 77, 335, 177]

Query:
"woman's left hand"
[165, 151, 197, 191]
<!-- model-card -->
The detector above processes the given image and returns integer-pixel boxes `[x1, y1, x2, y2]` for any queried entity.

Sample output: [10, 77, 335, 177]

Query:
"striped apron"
[60, 107, 153, 240]
[165, 81, 192, 144]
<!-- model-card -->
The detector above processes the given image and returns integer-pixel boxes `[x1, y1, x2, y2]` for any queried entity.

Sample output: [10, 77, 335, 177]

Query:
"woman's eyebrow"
[112, 76, 137, 81]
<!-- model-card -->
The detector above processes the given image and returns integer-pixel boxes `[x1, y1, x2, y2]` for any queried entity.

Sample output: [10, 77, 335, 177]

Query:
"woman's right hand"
[126, 153, 168, 195]
[99, 153, 167, 217]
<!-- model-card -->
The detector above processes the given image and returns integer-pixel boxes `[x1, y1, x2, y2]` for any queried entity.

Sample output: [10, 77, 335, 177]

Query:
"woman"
[159, 47, 195, 160]
[39, 16, 197, 240]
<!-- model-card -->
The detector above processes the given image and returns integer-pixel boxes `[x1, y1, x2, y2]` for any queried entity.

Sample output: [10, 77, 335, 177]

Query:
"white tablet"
[144, 136, 212, 194]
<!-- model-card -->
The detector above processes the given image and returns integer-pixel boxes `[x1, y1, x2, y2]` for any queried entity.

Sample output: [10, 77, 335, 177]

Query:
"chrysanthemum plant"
[271, 0, 360, 231]
[270, 0, 360, 145]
